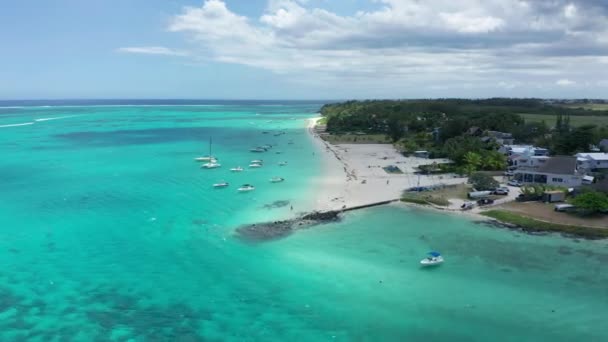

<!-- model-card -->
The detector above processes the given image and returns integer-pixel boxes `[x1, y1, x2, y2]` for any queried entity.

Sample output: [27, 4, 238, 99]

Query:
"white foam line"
[34, 115, 76, 122]
[0, 122, 34, 128]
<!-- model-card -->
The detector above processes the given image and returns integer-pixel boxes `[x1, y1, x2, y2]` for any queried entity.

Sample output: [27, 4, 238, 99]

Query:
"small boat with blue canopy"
[420, 251, 444, 266]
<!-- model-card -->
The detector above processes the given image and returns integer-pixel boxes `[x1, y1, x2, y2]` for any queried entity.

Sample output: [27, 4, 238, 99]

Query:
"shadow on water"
[52, 127, 248, 148]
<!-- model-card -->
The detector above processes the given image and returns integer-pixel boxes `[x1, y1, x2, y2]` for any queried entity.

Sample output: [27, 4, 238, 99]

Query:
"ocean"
[0, 101, 607, 341]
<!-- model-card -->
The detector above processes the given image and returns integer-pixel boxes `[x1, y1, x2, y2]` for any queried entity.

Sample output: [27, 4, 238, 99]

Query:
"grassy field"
[562, 103, 608, 111]
[481, 210, 608, 239]
[520, 113, 608, 127]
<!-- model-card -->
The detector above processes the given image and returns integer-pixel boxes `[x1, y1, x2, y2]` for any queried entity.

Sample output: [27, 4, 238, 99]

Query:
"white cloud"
[157, 0, 608, 95]
[116, 46, 188, 57]
[556, 79, 576, 86]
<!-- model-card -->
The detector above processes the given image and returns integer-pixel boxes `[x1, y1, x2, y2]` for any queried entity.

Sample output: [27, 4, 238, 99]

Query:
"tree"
[387, 117, 405, 142]
[481, 151, 507, 170]
[464, 152, 482, 169]
[572, 192, 608, 215]
[469, 172, 499, 191]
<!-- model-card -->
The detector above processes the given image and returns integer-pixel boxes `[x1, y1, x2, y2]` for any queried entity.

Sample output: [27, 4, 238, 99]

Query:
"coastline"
[305, 117, 484, 220]
[303, 117, 608, 240]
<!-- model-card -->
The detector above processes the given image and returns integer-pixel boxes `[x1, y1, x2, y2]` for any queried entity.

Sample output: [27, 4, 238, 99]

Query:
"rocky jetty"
[236, 210, 341, 242]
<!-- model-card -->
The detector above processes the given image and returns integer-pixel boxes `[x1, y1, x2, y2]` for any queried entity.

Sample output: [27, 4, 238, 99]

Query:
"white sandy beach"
[306, 118, 466, 211]
[305, 117, 521, 216]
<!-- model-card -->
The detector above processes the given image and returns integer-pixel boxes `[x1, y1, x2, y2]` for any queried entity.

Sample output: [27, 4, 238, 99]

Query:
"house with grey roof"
[576, 152, 608, 172]
[514, 156, 583, 187]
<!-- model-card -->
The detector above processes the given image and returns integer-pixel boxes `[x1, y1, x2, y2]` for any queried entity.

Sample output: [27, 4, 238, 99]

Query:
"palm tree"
[464, 152, 482, 169]
[482, 152, 506, 170]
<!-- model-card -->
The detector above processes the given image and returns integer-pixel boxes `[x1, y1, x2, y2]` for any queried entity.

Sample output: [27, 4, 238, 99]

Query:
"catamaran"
[420, 251, 444, 267]
[201, 162, 221, 169]
[195, 138, 217, 162]
[270, 177, 285, 183]
[238, 184, 255, 192]
[230, 166, 244, 172]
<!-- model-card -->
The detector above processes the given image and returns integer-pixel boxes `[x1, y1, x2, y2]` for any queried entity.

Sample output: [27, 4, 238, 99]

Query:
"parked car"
[461, 201, 475, 210]
[406, 186, 430, 192]
[504, 171, 514, 177]
[554, 204, 576, 212]
[477, 198, 495, 206]
[507, 180, 522, 187]
[493, 187, 509, 195]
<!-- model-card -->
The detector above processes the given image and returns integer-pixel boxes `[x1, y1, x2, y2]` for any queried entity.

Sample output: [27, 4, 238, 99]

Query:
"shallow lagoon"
[0, 103, 606, 341]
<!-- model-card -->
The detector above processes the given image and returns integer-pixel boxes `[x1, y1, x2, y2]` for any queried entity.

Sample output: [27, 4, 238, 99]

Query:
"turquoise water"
[1, 103, 607, 341]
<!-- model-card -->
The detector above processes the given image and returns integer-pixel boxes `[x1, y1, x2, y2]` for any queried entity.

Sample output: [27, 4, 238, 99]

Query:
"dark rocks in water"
[236, 210, 342, 242]
[237, 220, 294, 242]
[262, 200, 291, 210]
[301, 210, 340, 221]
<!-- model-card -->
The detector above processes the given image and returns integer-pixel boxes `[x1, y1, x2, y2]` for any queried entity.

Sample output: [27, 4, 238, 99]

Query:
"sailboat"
[195, 138, 216, 162]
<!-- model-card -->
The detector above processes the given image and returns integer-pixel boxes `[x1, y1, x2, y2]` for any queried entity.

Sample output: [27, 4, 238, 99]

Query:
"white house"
[576, 153, 608, 172]
[499, 145, 549, 158]
[510, 155, 550, 168]
[514, 156, 583, 187]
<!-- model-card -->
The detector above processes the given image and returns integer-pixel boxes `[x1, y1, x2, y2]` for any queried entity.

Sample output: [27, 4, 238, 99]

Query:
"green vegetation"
[572, 192, 608, 215]
[481, 210, 608, 239]
[317, 117, 328, 125]
[401, 194, 451, 207]
[320, 99, 608, 159]
[469, 172, 499, 191]
[320, 133, 390, 144]
[562, 103, 608, 111]
[520, 113, 608, 127]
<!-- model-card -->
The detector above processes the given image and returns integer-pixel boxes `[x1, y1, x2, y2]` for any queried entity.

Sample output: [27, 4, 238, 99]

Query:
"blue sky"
[1, 0, 608, 100]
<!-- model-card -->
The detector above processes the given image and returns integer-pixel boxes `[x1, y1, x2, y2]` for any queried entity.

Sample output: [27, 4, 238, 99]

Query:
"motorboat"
[230, 167, 244, 172]
[420, 251, 444, 267]
[238, 184, 255, 192]
[213, 182, 229, 188]
[278, 161, 288, 166]
[249, 163, 262, 168]
[250, 160, 264, 164]
[261, 144, 272, 149]
[201, 162, 221, 169]
[270, 177, 285, 183]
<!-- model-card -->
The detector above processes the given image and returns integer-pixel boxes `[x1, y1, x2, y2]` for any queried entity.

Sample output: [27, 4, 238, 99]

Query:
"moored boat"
[250, 147, 266, 153]
[213, 182, 229, 188]
[230, 166, 244, 172]
[270, 177, 285, 183]
[238, 184, 255, 192]
[201, 162, 221, 169]
[249, 163, 262, 168]
[278, 161, 288, 166]
[420, 251, 444, 267]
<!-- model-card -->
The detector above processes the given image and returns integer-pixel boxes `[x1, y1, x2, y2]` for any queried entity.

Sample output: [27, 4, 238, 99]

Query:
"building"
[499, 145, 549, 158]
[599, 139, 608, 152]
[510, 155, 550, 168]
[576, 153, 608, 172]
[485, 131, 515, 146]
[514, 156, 583, 187]
[414, 150, 430, 159]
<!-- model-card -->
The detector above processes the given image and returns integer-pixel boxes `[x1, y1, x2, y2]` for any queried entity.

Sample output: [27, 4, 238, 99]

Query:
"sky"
[1, 0, 608, 100]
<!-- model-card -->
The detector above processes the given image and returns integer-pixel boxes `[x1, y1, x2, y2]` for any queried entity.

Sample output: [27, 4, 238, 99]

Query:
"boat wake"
[0, 122, 34, 128]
